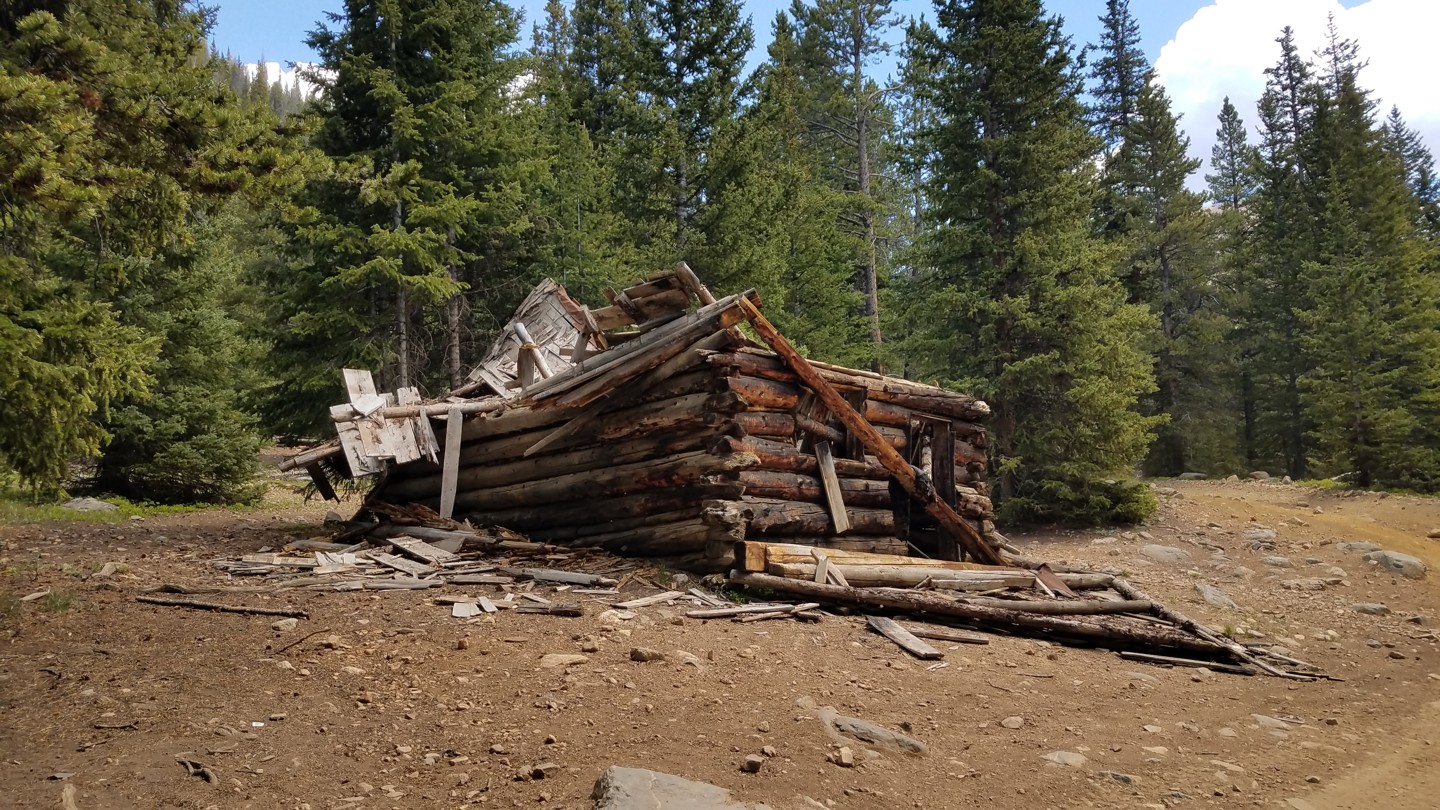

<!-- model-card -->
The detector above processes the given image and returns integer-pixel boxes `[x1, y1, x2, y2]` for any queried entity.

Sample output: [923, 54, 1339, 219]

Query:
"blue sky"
[209, 0, 1208, 69]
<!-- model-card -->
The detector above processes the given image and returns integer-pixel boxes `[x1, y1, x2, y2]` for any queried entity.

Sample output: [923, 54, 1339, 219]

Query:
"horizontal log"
[524, 507, 702, 543]
[743, 498, 896, 537]
[738, 470, 993, 517]
[383, 423, 722, 498]
[460, 484, 742, 532]
[735, 540, 990, 571]
[767, 561, 1036, 589]
[957, 597, 1154, 615]
[724, 376, 973, 438]
[738, 536, 912, 556]
[569, 517, 710, 556]
[448, 450, 758, 512]
[713, 435, 891, 480]
[730, 412, 913, 453]
[729, 572, 1225, 656]
[707, 351, 991, 423]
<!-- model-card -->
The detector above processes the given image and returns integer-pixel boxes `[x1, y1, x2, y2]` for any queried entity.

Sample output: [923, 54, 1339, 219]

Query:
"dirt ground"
[3, 480, 1439, 810]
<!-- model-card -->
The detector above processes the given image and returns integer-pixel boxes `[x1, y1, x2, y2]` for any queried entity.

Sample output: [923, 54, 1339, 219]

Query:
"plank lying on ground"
[1118, 651, 1257, 675]
[735, 541, 1006, 574]
[905, 625, 990, 645]
[686, 603, 798, 618]
[365, 551, 435, 577]
[135, 596, 307, 618]
[866, 615, 944, 660]
[387, 536, 461, 565]
[448, 574, 516, 585]
[523, 568, 618, 587]
[515, 603, 583, 616]
[613, 590, 685, 608]
[765, 561, 1112, 591]
[729, 572, 1227, 657]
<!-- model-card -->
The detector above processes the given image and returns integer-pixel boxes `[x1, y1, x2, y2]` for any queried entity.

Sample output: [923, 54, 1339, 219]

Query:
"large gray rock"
[818, 708, 926, 754]
[61, 497, 117, 512]
[1248, 471, 1272, 480]
[1140, 544, 1190, 564]
[1364, 550, 1427, 579]
[1196, 583, 1238, 610]
[591, 767, 774, 810]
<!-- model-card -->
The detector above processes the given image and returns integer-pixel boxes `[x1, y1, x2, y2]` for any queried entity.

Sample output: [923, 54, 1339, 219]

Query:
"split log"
[714, 435, 890, 480]
[729, 572, 1226, 656]
[723, 376, 981, 449]
[737, 469, 992, 517]
[737, 540, 997, 572]
[739, 536, 912, 556]
[1118, 651, 1256, 675]
[744, 499, 896, 537]
[525, 508, 702, 543]
[566, 518, 711, 555]
[766, 562, 1034, 589]
[957, 597, 1153, 615]
[905, 625, 990, 645]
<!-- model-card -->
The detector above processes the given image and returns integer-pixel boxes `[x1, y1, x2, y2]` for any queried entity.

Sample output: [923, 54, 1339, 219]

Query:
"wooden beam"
[439, 405, 463, 519]
[866, 615, 943, 659]
[813, 441, 851, 534]
[737, 299, 1002, 565]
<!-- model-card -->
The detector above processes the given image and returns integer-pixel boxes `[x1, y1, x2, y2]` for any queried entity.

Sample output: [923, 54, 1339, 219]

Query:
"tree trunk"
[446, 226, 463, 389]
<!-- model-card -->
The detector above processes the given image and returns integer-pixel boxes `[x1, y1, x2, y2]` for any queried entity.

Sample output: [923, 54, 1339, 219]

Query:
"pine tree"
[1089, 0, 1147, 149]
[1380, 106, 1440, 235]
[259, 0, 535, 434]
[1, 0, 284, 498]
[904, 0, 1160, 524]
[1297, 21, 1440, 490]
[1206, 98, 1257, 212]
[247, 59, 270, 110]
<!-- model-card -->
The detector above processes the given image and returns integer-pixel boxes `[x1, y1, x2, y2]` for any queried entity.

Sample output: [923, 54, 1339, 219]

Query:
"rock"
[1042, 751, 1088, 768]
[1141, 746, 1169, 755]
[1141, 544, 1190, 563]
[1248, 471, 1271, 480]
[1336, 541, 1381, 554]
[1364, 550, 1427, 579]
[1286, 799, 1319, 810]
[538, 653, 589, 669]
[1428, 529, 1440, 540]
[1251, 714, 1292, 730]
[341, 666, 365, 675]
[1196, 583, 1238, 610]
[272, 618, 299, 632]
[1243, 527, 1277, 547]
[761, 746, 777, 758]
[1224, 475, 1240, 482]
[490, 744, 510, 755]
[1388, 650, 1406, 660]
[1281, 475, 1294, 484]
[591, 767, 775, 810]
[1351, 603, 1391, 616]
[323, 511, 345, 525]
[1127, 671, 1159, 684]
[629, 647, 666, 662]
[61, 497, 116, 512]
[740, 755, 764, 774]
[1280, 578, 1328, 591]
[532, 762, 560, 779]
[1142, 724, 1164, 733]
[1154, 487, 1180, 496]
[1179, 472, 1208, 480]
[1217, 727, 1238, 738]
[836, 747, 856, 768]
[1262, 556, 1293, 569]
[1103, 771, 1137, 784]
[1001, 715, 1024, 729]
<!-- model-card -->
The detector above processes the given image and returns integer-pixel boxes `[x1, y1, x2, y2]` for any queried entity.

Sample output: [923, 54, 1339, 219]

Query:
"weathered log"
[729, 572, 1227, 656]
[135, 596, 307, 618]
[706, 351, 991, 423]
[744, 498, 897, 537]
[738, 536, 912, 555]
[460, 484, 742, 531]
[956, 597, 1154, 615]
[384, 423, 722, 498]
[723, 376, 979, 445]
[368, 524, 556, 553]
[714, 435, 891, 480]
[737, 469, 993, 517]
[448, 450, 758, 512]
[525, 507, 702, 542]
[568, 518, 711, 555]
[766, 562, 1035, 589]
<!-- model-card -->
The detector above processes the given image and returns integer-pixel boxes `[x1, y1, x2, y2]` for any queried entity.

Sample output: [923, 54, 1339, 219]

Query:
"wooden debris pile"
[720, 540, 1328, 678]
[281, 263, 1003, 570]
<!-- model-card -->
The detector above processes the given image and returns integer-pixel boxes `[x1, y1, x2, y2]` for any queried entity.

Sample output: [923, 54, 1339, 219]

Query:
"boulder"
[591, 767, 774, 810]
[1364, 550, 1426, 580]
[61, 497, 117, 512]
[1178, 472, 1208, 481]
[1248, 471, 1271, 480]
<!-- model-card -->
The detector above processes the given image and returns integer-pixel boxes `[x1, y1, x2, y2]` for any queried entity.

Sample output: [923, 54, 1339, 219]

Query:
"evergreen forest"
[4, 0, 1438, 524]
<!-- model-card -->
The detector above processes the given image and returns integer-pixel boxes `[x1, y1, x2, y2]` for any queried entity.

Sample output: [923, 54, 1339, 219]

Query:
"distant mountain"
[241, 61, 324, 99]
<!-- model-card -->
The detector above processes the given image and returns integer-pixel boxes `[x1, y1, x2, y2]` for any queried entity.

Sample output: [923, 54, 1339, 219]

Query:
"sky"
[210, 0, 1436, 182]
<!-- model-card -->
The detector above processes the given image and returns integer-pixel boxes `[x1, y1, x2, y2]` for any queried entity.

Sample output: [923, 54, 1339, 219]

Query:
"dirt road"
[2, 480, 1437, 809]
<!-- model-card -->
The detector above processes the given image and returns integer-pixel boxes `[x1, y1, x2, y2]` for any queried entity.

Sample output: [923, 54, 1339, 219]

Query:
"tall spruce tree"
[259, 0, 534, 434]
[2, 0, 283, 499]
[1090, 0, 1146, 150]
[1381, 106, 1440, 235]
[1207, 98, 1257, 212]
[1296, 21, 1440, 490]
[904, 0, 1160, 524]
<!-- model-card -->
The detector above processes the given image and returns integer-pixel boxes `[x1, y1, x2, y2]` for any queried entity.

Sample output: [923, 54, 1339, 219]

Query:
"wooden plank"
[906, 625, 991, 645]
[330, 404, 384, 476]
[364, 551, 434, 578]
[686, 603, 798, 619]
[388, 536, 460, 565]
[304, 463, 338, 501]
[396, 387, 440, 464]
[448, 574, 516, 586]
[812, 553, 831, 585]
[736, 541, 1001, 572]
[737, 299, 1003, 565]
[477, 596, 498, 614]
[813, 441, 851, 534]
[452, 601, 483, 618]
[613, 590, 685, 609]
[523, 569, 619, 587]
[439, 405, 464, 519]
[866, 615, 944, 659]
[1035, 564, 1079, 599]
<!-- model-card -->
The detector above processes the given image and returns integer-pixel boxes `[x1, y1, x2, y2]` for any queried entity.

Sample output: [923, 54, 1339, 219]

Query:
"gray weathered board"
[467, 279, 582, 398]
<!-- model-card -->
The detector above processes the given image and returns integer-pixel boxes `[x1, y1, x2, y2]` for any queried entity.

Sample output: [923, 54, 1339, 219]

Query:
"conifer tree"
[1089, 0, 1146, 150]
[1380, 106, 1440, 235]
[1207, 98, 1258, 212]
[904, 0, 1160, 524]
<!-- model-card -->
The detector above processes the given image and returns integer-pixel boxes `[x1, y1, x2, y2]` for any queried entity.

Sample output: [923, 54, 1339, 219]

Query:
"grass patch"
[0, 591, 20, 620]
[42, 589, 74, 612]
[0, 489, 219, 525]
[1295, 478, 1347, 490]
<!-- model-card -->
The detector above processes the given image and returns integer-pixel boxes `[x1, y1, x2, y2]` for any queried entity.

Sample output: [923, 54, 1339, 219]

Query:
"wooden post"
[813, 441, 852, 534]
[737, 298, 1003, 565]
[439, 405, 464, 519]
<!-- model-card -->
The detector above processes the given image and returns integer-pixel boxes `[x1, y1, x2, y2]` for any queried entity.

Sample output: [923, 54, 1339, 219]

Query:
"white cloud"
[1154, 0, 1440, 187]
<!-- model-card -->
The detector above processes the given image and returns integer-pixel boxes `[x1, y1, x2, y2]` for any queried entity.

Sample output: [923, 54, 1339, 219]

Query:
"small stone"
[1218, 727, 1238, 738]
[1427, 529, 1440, 540]
[757, 721, 771, 733]
[1388, 650, 1407, 660]
[1352, 603, 1390, 616]
[1262, 556, 1293, 569]
[276, 660, 294, 671]
[1280, 578, 1327, 591]
[1248, 471, 1271, 480]
[341, 666, 365, 675]
[531, 762, 560, 779]
[271, 617, 299, 632]
[837, 747, 856, 768]
[1251, 714, 1291, 730]
[1140, 544, 1190, 563]
[761, 746, 778, 758]
[741, 755, 764, 773]
[1042, 751, 1087, 768]
[629, 647, 665, 662]
[490, 744, 509, 755]
[1103, 771, 1137, 784]
[1141, 746, 1168, 755]
[455, 638, 469, 651]
[1001, 716, 1024, 729]
[1143, 724, 1164, 733]
[1211, 760, 1244, 772]
[544, 734, 557, 744]
[269, 712, 287, 721]
[1336, 541, 1381, 554]
[1306, 775, 1321, 783]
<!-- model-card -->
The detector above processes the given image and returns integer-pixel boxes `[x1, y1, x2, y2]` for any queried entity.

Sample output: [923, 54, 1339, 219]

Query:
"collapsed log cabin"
[281, 264, 1007, 570]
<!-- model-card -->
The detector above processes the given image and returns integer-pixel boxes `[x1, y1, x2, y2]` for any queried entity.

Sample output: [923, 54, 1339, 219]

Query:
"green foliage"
[901, 0, 1161, 524]
[1001, 477, 1157, 527]
[42, 589, 74, 613]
